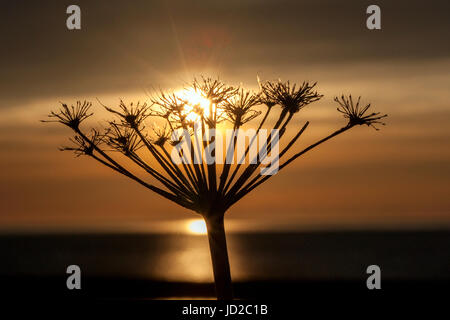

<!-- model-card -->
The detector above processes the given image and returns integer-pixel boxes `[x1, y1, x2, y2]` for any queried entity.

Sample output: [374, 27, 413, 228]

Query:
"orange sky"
[0, 0, 449, 231]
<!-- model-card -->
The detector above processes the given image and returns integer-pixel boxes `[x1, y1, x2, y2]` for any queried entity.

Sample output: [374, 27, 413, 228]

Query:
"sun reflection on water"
[151, 234, 214, 283]
[186, 219, 208, 235]
[145, 219, 246, 284]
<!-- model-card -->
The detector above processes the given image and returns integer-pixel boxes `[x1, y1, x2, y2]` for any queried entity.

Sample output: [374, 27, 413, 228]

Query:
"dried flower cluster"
[44, 77, 387, 211]
[43, 76, 387, 300]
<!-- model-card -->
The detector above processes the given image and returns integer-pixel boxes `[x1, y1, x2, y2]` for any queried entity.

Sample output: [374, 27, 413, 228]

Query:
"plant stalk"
[204, 213, 233, 300]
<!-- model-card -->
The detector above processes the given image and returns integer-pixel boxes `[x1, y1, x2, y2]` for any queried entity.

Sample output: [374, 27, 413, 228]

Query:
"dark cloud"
[0, 0, 449, 107]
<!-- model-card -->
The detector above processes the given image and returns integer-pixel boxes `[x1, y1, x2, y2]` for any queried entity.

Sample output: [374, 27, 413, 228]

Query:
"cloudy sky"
[1, 0, 449, 232]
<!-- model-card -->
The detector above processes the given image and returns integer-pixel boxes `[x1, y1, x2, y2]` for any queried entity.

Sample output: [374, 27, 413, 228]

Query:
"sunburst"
[178, 88, 213, 123]
[187, 219, 207, 235]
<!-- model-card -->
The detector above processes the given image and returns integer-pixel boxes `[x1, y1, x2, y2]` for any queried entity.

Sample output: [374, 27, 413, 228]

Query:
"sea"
[0, 230, 449, 299]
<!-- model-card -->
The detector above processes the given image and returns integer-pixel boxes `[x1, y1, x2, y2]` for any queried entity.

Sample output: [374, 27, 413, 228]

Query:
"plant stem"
[204, 213, 233, 300]
[228, 124, 353, 208]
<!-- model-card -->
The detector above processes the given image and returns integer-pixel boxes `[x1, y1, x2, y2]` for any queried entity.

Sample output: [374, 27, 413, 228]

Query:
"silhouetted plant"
[43, 77, 387, 300]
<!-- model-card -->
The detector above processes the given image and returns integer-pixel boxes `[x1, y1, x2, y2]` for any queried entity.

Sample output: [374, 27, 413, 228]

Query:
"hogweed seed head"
[192, 77, 237, 105]
[260, 80, 323, 114]
[335, 95, 387, 130]
[105, 122, 144, 154]
[152, 124, 172, 147]
[151, 92, 190, 129]
[104, 100, 150, 129]
[60, 129, 102, 157]
[222, 89, 261, 126]
[42, 100, 93, 130]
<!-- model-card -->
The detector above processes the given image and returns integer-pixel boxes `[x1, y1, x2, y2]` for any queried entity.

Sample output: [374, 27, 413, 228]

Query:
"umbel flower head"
[335, 95, 388, 130]
[104, 100, 150, 129]
[42, 101, 93, 130]
[260, 80, 323, 114]
[151, 124, 172, 147]
[222, 89, 261, 127]
[190, 77, 238, 128]
[256, 76, 277, 109]
[192, 77, 237, 105]
[105, 122, 143, 154]
[60, 129, 102, 157]
[151, 92, 189, 129]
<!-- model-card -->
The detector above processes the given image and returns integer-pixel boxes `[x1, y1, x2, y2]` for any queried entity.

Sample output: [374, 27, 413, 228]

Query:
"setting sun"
[187, 219, 208, 235]
[178, 88, 212, 122]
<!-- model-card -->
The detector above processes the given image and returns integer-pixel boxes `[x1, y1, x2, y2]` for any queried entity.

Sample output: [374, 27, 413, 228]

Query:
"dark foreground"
[0, 276, 448, 318]
[0, 230, 448, 316]
[1, 275, 449, 299]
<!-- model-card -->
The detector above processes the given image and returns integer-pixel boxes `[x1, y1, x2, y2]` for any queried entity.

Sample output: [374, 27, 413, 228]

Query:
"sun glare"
[178, 89, 212, 122]
[187, 219, 208, 235]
